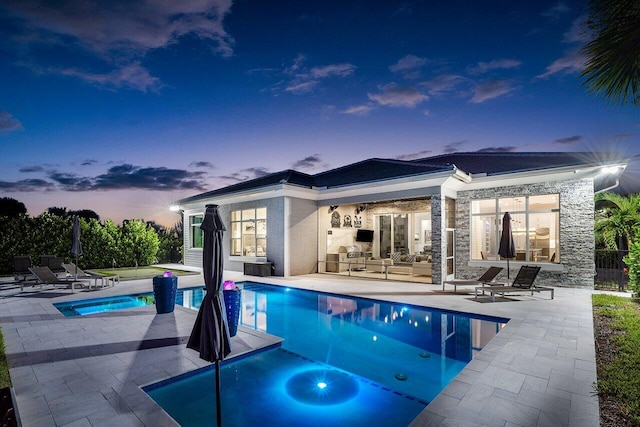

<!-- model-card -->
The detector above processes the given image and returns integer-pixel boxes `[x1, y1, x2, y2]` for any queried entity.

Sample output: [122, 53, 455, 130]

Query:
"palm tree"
[581, 0, 640, 106]
[594, 192, 640, 250]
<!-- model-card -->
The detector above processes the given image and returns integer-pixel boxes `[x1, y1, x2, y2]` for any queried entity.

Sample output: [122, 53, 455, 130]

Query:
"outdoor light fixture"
[601, 165, 622, 175]
[169, 205, 180, 212]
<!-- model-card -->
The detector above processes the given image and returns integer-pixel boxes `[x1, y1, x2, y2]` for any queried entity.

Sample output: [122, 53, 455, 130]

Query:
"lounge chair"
[28, 266, 85, 293]
[40, 255, 66, 275]
[13, 255, 34, 283]
[474, 265, 553, 301]
[62, 263, 119, 288]
[442, 266, 503, 293]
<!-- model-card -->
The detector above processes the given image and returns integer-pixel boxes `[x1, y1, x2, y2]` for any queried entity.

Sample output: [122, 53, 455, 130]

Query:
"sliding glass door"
[376, 214, 408, 258]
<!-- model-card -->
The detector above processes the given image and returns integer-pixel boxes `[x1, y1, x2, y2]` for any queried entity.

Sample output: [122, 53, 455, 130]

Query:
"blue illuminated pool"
[143, 282, 508, 426]
[54, 287, 206, 317]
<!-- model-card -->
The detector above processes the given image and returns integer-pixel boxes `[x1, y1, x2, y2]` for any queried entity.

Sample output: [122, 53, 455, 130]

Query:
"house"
[173, 152, 627, 289]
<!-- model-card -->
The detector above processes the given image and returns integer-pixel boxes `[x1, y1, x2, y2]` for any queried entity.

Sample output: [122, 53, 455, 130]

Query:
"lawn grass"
[0, 326, 10, 389]
[89, 266, 198, 280]
[592, 294, 640, 424]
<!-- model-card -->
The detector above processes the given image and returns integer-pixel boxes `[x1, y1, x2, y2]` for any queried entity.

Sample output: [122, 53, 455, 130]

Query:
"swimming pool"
[142, 282, 507, 426]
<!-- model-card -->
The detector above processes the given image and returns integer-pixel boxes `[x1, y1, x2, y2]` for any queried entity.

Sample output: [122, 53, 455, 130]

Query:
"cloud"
[476, 146, 518, 153]
[542, 2, 570, 21]
[280, 55, 356, 95]
[59, 62, 162, 92]
[536, 49, 586, 79]
[291, 154, 327, 171]
[309, 64, 356, 79]
[0, 111, 23, 132]
[536, 15, 590, 80]
[190, 161, 215, 169]
[218, 167, 271, 183]
[563, 15, 591, 43]
[468, 59, 522, 74]
[36, 164, 210, 191]
[389, 55, 427, 74]
[420, 74, 466, 96]
[470, 80, 516, 103]
[0, 178, 55, 192]
[92, 165, 208, 191]
[443, 140, 468, 153]
[368, 83, 429, 108]
[19, 165, 44, 173]
[341, 104, 373, 115]
[553, 135, 583, 144]
[3, 0, 234, 91]
[285, 80, 319, 94]
[80, 159, 97, 166]
[395, 150, 432, 161]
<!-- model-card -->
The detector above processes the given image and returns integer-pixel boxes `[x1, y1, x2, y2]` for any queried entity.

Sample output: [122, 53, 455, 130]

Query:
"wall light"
[169, 205, 180, 212]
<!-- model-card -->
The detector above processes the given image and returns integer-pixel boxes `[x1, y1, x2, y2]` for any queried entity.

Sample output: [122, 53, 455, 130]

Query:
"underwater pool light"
[286, 369, 358, 405]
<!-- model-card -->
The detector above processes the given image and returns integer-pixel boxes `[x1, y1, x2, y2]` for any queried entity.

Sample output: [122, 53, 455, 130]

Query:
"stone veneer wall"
[455, 179, 595, 289]
[430, 195, 444, 286]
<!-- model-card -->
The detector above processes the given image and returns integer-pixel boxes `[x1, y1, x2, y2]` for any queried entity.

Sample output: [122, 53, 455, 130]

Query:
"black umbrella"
[498, 212, 516, 282]
[70, 216, 82, 277]
[187, 205, 231, 427]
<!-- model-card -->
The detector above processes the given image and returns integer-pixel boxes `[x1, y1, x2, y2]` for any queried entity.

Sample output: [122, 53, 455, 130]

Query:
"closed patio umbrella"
[187, 204, 231, 427]
[498, 212, 516, 282]
[70, 216, 82, 277]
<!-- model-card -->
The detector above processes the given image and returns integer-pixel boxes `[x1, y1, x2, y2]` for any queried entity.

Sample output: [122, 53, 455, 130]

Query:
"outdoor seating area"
[11, 255, 119, 293]
[474, 265, 554, 301]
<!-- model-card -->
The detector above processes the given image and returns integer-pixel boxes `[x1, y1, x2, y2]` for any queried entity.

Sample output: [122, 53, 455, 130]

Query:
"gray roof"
[179, 151, 623, 204]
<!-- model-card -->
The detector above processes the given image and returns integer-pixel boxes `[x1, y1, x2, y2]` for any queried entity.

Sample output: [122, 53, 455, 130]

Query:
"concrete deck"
[1, 269, 606, 426]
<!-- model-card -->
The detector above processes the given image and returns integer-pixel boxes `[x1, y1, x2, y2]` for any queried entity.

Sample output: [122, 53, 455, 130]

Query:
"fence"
[595, 249, 629, 291]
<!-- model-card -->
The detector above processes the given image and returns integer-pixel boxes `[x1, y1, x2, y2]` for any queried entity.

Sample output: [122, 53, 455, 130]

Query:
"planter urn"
[153, 274, 178, 314]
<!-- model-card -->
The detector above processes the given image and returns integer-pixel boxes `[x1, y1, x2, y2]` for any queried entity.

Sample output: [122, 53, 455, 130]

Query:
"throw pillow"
[391, 252, 402, 262]
[406, 254, 416, 262]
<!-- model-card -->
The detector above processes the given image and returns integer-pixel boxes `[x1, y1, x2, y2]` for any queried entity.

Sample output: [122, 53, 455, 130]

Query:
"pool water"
[54, 294, 154, 316]
[54, 287, 206, 317]
[145, 282, 508, 426]
[146, 347, 428, 427]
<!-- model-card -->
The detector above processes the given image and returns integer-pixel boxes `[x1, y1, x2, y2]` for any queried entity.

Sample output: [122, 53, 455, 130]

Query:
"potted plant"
[152, 271, 178, 314]
[223, 280, 241, 337]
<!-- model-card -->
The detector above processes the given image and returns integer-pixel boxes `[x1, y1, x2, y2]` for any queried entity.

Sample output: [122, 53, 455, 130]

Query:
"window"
[471, 194, 559, 263]
[231, 208, 267, 257]
[190, 215, 204, 248]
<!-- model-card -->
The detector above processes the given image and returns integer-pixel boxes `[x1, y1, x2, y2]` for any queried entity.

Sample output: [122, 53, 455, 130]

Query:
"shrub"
[624, 234, 640, 297]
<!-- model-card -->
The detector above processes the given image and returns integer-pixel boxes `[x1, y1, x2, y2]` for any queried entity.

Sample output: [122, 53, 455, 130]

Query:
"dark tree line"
[0, 198, 183, 275]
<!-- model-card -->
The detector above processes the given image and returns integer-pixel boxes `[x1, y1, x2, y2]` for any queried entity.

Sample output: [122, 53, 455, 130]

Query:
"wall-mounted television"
[356, 229, 374, 242]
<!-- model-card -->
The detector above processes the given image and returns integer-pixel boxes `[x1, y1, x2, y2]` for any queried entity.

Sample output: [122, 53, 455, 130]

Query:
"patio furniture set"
[443, 265, 554, 301]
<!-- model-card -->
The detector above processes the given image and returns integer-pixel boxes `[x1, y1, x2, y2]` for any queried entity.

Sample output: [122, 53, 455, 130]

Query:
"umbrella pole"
[215, 359, 222, 427]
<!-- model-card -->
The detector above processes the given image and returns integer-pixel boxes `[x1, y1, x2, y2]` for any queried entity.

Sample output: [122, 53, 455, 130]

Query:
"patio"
[0, 269, 602, 426]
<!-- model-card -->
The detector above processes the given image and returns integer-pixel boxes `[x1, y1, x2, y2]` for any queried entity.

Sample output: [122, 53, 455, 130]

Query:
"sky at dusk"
[1, 0, 639, 227]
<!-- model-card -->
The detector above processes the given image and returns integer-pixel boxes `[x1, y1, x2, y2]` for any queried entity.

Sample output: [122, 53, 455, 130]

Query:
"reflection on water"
[238, 283, 507, 402]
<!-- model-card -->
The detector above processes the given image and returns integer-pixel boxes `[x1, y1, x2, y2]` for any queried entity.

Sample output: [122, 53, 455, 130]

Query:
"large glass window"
[471, 194, 559, 263]
[190, 215, 204, 249]
[231, 208, 267, 257]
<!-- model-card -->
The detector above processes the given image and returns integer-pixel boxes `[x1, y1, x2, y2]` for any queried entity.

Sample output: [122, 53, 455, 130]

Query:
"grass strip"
[89, 266, 197, 280]
[592, 294, 640, 424]
[0, 326, 10, 388]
